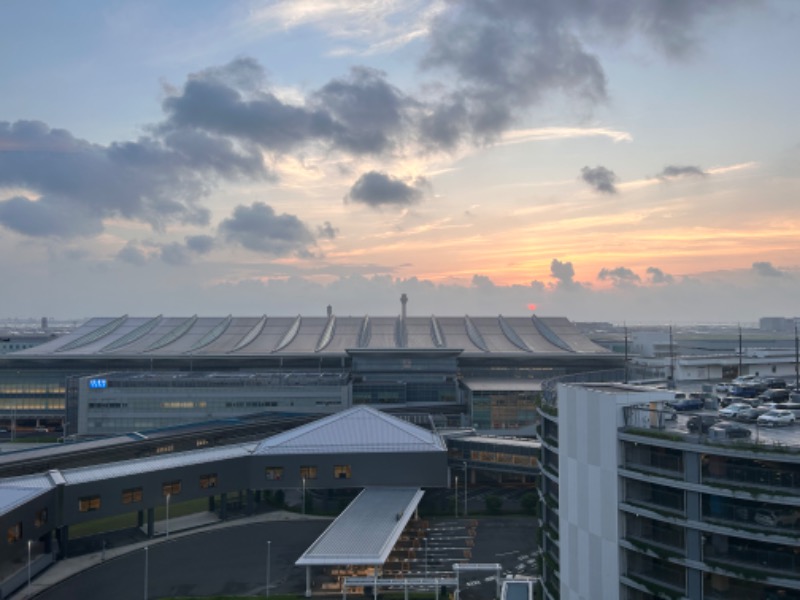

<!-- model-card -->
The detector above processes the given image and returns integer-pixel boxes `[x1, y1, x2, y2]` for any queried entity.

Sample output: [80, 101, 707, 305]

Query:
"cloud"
[646, 267, 675, 284]
[185, 234, 214, 254]
[416, 1, 754, 145]
[0, 195, 103, 238]
[162, 60, 409, 157]
[0, 119, 269, 239]
[344, 171, 431, 208]
[160, 242, 191, 266]
[550, 258, 578, 289]
[598, 267, 641, 285]
[471, 274, 495, 289]
[317, 222, 339, 240]
[657, 165, 707, 180]
[752, 261, 784, 278]
[581, 166, 618, 194]
[116, 242, 148, 266]
[219, 202, 316, 255]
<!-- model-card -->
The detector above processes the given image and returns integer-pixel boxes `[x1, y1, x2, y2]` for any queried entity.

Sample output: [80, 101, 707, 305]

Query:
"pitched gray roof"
[296, 487, 424, 566]
[253, 406, 446, 455]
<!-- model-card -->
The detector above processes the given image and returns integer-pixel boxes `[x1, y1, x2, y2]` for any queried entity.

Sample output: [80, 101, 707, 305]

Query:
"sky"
[1, 0, 799, 324]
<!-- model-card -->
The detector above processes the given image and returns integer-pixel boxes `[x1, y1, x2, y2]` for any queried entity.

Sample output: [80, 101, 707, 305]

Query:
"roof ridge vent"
[430, 315, 446, 348]
[274, 315, 302, 352]
[498, 315, 531, 352]
[464, 315, 489, 352]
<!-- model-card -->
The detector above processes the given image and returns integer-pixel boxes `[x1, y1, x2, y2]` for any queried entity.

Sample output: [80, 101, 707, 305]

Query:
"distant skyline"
[1, 1, 799, 324]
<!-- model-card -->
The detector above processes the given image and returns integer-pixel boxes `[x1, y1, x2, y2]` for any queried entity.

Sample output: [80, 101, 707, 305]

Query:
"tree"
[521, 493, 538, 516]
[485, 494, 503, 515]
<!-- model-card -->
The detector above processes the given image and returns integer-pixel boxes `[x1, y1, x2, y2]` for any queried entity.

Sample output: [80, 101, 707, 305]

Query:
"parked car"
[670, 397, 705, 412]
[735, 407, 770, 423]
[763, 377, 787, 389]
[714, 382, 730, 393]
[758, 388, 790, 404]
[687, 414, 720, 433]
[708, 422, 752, 440]
[718, 402, 752, 419]
[754, 508, 800, 527]
[756, 409, 796, 427]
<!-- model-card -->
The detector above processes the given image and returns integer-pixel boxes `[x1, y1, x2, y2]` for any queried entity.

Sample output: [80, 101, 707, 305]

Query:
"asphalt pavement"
[10, 512, 537, 600]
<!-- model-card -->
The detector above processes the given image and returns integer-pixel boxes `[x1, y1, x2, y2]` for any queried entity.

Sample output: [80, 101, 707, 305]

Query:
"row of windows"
[78, 476, 215, 512]
[85, 397, 334, 412]
[265, 465, 351, 481]
[6, 509, 48, 545]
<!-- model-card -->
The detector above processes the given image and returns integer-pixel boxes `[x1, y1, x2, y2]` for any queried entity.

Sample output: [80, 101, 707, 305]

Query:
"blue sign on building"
[89, 378, 107, 389]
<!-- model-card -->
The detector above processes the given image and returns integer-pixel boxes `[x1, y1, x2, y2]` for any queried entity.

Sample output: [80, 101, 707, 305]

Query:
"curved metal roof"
[17, 314, 610, 358]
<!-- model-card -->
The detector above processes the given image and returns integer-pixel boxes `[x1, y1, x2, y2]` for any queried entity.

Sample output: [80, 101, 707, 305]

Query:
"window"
[35, 508, 48, 527]
[156, 444, 174, 454]
[300, 466, 318, 480]
[162, 481, 181, 496]
[122, 488, 143, 504]
[200, 474, 217, 489]
[79, 496, 101, 512]
[265, 467, 283, 481]
[334, 465, 352, 479]
[7, 522, 22, 544]
[196, 438, 209, 448]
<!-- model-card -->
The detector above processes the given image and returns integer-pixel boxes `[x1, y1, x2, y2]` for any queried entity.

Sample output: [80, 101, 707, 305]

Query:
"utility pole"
[624, 323, 629, 384]
[669, 325, 675, 389]
[738, 324, 743, 376]
[794, 320, 799, 389]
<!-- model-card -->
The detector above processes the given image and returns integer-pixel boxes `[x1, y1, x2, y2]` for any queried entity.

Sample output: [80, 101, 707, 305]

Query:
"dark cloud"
[344, 171, 430, 208]
[162, 60, 408, 157]
[752, 261, 784, 277]
[317, 222, 339, 240]
[219, 202, 316, 255]
[0, 119, 269, 238]
[311, 67, 409, 155]
[657, 165, 707, 180]
[116, 242, 148, 266]
[598, 266, 641, 285]
[418, 1, 753, 144]
[471, 274, 495, 289]
[0, 195, 103, 238]
[647, 266, 674, 284]
[159, 242, 192, 266]
[185, 234, 215, 254]
[581, 165, 618, 194]
[550, 258, 577, 287]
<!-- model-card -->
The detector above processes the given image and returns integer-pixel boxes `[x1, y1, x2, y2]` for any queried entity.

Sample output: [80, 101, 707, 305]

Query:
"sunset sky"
[1, 0, 799, 324]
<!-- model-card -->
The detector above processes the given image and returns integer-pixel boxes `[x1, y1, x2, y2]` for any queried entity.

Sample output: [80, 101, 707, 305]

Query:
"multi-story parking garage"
[538, 372, 800, 600]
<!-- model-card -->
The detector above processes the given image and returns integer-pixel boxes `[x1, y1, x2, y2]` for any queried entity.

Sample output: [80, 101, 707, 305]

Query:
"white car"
[718, 402, 752, 418]
[715, 382, 729, 393]
[756, 409, 796, 427]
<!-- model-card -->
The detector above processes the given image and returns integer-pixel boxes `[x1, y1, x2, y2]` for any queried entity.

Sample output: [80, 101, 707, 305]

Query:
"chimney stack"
[326, 305, 332, 318]
[400, 293, 408, 321]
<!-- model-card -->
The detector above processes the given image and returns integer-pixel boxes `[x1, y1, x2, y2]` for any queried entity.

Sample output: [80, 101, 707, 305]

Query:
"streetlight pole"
[27, 540, 31, 591]
[463, 462, 468, 517]
[424, 536, 428, 576]
[266, 540, 271, 598]
[302, 477, 306, 515]
[144, 546, 149, 600]
[454, 475, 458, 518]
[166, 493, 171, 537]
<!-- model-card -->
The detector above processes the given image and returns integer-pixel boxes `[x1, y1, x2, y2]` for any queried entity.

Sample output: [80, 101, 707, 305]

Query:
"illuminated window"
[200, 474, 217, 489]
[122, 488, 143, 504]
[156, 444, 174, 454]
[300, 466, 317, 480]
[162, 481, 181, 496]
[7, 522, 22, 544]
[35, 508, 48, 527]
[196, 438, 209, 448]
[265, 467, 283, 481]
[79, 496, 101, 512]
[333, 465, 352, 479]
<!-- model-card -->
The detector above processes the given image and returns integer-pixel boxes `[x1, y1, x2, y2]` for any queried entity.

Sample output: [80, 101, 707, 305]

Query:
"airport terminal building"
[1, 308, 618, 435]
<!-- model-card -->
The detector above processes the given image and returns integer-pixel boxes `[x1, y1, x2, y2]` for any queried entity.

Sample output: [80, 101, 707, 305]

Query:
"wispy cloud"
[499, 127, 632, 146]
[246, 0, 445, 54]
